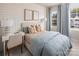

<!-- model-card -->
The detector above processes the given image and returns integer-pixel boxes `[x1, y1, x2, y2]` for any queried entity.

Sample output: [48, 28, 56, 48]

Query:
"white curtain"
[57, 4, 69, 36]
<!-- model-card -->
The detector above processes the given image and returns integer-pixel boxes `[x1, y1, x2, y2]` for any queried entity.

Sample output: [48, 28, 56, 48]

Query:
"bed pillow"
[35, 24, 42, 32]
[22, 27, 29, 33]
[28, 25, 37, 34]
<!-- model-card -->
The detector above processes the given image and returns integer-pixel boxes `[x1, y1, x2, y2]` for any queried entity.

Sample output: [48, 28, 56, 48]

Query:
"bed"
[21, 21, 72, 56]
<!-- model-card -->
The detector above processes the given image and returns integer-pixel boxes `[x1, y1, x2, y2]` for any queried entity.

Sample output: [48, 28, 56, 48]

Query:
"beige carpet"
[69, 38, 79, 56]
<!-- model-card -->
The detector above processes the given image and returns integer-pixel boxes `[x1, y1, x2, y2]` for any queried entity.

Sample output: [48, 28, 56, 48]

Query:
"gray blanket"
[31, 31, 72, 56]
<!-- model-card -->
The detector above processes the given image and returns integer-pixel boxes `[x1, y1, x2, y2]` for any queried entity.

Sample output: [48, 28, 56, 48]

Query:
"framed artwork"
[33, 11, 39, 20]
[24, 9, 39, 21]
[24, 9, 32, 21]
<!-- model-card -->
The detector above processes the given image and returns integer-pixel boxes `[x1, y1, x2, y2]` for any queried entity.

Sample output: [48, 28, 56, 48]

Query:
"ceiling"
[37, 3, 59, 7]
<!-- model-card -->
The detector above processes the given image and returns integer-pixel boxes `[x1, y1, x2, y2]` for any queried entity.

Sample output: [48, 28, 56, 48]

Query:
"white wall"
[0, 3, 46, 33]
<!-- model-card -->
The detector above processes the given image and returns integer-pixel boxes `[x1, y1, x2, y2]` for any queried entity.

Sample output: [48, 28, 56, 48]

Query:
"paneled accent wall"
[0, 3, 46, 33]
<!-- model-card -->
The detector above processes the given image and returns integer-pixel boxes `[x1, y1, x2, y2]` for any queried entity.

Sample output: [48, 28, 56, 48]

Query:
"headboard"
[21, 20, 45, 32]
[21, 21, 40, 27]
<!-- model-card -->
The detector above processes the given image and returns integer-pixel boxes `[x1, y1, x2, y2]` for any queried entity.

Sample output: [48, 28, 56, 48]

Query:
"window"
[70, 8, 79, 28]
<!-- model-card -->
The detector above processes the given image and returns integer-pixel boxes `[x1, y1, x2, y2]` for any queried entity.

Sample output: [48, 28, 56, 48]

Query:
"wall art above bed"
[24, 9, 39, 21]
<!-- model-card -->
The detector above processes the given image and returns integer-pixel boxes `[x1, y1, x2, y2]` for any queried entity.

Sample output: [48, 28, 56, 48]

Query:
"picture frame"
[24, 9, 32, 21]
[33, 11, 39, 20]
[24, 9, 39, 21]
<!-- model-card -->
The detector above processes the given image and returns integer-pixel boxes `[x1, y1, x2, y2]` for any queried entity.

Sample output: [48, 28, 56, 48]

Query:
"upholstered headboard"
[21, 21, 40, 27]
[21, 20, 45, 32]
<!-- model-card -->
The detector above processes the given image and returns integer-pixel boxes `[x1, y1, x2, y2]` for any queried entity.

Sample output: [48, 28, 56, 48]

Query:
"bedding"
[24, 31, 72, 56]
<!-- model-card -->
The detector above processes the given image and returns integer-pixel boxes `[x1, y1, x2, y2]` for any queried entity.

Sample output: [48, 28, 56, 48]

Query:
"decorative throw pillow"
[22, 27, 29, 33]
[27, 25, 36, 34]
[22, 27, 27, 33]
[35, 24, 42, 32]
[26, 26, 31, 34]
[30, 25, 37, 33]
[27, 27, 30, 33]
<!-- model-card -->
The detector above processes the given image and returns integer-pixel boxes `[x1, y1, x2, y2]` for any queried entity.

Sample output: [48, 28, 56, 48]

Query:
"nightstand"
[2, 32, 25, 56]
[19, 32, 25, 52]
[2, 34, 13, 56]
